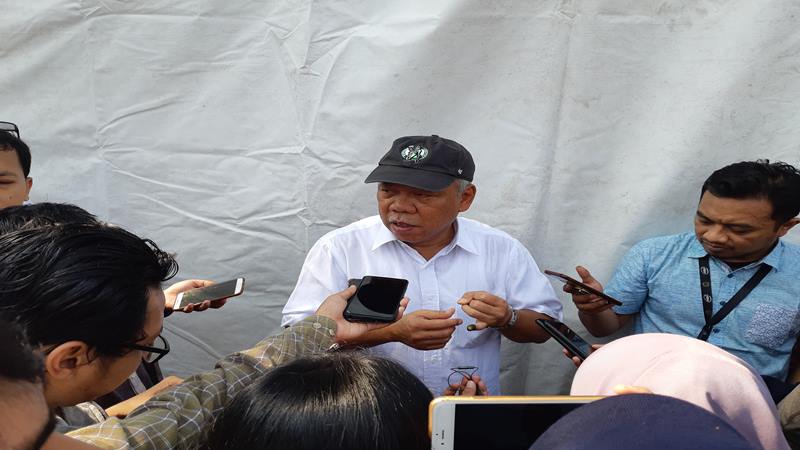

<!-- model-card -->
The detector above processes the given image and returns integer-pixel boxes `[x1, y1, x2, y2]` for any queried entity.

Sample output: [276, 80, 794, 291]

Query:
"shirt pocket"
[744, 304, 800, 349]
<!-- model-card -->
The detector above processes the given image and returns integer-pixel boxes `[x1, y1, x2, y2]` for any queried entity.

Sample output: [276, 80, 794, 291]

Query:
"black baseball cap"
[364, 135, 475, 192]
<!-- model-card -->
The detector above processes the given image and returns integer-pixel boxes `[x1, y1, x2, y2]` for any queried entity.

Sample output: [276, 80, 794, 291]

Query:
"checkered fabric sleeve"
[67, 315, 337, 450]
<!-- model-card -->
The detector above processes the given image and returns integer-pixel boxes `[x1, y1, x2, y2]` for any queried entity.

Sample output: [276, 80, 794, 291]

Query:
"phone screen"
[543, 270, 623, 306]
[355, 277, 408, 314]
[553, 322, 592, 358]
[453, 403, 587, 449]
[179, 279, 243, 306]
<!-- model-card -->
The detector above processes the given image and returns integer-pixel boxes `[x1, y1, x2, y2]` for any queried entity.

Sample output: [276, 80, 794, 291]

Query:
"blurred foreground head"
[0, 318, 53, 450]
[571, 333, 787, 450]
[204, 352, 433, 450]
[530, 394, 755, 450]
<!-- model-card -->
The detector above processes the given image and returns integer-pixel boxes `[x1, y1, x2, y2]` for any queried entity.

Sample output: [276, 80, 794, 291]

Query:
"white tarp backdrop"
[2, 0, 799, 394]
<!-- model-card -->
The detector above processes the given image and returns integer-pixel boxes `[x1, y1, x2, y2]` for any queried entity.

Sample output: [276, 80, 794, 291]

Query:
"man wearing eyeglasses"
[0, 223, 178, 433]
[0, 123, 33, 209]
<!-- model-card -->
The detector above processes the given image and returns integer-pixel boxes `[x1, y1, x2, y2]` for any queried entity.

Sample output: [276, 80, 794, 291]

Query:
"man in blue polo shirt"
[569, 160, 800, 381]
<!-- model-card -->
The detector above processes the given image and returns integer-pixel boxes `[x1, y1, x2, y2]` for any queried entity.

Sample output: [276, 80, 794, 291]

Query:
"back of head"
[0, 130, 31, 177]
[0, 202, 99, 235]
[0, 223, 178, 357]
[702, 159, 800, 223]
[204, 352, 433, 450]
[530, 394, 755, 450]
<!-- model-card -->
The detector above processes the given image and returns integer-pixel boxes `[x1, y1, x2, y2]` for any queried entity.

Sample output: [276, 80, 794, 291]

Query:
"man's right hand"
[565, 266, 614, 315]
[392, 308, 463, 350]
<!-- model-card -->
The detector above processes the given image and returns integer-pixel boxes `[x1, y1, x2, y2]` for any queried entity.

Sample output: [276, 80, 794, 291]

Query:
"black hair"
[701, 159, 800, 224]
[204, 352, 433, 450]
[0, 202, 99, 235]
[0, 130, 32, 177]
[0, 223, 178, 357]
[0, 318, 44, 384]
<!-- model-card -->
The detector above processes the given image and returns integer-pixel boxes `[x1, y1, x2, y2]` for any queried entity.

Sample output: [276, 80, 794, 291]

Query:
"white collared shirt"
[282, 215, 562, 394]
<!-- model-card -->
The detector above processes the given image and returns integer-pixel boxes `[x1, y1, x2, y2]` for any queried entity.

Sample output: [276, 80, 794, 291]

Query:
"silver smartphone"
[429, 396, 602, 450]
[173, 278, 245, 310]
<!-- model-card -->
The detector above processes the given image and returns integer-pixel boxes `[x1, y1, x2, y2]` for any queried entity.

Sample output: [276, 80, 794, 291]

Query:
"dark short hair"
[701, 159, 800, 223]
[0, 202, 99, 235]
[204, 352, 433, 450]
[0, 223, 178, 357]
[0, 318, 44, 384]
[0, 130, 32, 177]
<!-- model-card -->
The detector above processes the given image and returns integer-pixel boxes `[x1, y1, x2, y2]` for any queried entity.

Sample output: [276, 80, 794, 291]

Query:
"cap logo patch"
[400, 145, 429, 162]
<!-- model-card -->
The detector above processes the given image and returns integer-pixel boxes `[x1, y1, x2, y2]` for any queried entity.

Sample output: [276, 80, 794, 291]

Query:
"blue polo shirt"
[606, 232, 800, 380]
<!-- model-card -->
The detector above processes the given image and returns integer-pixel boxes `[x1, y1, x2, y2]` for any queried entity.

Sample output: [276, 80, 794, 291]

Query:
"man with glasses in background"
[0, 121, 33, 208]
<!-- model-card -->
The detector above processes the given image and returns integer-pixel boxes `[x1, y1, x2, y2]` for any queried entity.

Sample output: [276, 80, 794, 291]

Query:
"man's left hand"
[316, 286, 409, 345]
[458, 291, 511, 330]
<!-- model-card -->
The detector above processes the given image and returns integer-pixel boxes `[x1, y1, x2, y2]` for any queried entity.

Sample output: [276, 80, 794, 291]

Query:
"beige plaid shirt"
[68, 316, 336, 449]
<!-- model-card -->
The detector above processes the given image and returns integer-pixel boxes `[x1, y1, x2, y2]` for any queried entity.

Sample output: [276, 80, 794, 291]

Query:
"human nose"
[702, 225, 728, 244]
[390, 193, 416, 213]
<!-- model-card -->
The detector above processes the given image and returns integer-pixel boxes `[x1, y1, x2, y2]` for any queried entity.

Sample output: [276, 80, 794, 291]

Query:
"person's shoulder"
[631, 232, 694, 252]
[780, 239, 800, 254]
[315, 215, 383, 244]
[457, 217, 530, 256]
[458, 217, 519, 242]
[778, 239, 800, 269]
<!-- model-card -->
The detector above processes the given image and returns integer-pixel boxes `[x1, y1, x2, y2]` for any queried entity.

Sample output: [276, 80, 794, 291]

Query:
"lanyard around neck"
[696, 255, 771, 341]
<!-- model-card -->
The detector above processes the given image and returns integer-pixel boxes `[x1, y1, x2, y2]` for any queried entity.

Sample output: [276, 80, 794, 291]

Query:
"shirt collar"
[370, 217, 481, 256]
[687, 235, 785, 271]
[687, 236, 707, 259]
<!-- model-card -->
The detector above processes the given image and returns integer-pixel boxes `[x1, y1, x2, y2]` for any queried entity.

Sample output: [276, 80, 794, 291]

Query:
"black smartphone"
[543, 270, 623, 306]
[535, 319, 592, 361]
[173, 278, 245, 310]
[343, 275, 408, 323]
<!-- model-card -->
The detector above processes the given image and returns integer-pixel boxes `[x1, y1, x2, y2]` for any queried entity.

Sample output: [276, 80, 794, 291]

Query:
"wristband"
[494, 305, 518, 329]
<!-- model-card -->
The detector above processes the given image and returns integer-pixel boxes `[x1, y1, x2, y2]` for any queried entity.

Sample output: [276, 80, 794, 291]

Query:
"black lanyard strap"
[697, 255, 772, 341]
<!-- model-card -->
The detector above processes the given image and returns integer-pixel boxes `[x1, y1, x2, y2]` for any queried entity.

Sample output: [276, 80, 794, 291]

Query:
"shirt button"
[719, 301, 726, 305]
[713, 328, 720, 333]
[727, 273, 734, 278]
[313, 322, 322, 329]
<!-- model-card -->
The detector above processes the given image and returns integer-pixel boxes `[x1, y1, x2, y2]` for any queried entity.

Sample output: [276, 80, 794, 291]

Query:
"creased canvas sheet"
[1, 0, 798, 393]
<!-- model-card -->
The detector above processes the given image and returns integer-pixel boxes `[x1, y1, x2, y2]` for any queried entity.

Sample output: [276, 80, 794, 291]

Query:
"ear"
[25, 177, 32, 200]
[776, 218, 800, 237]
[44, 341, 92, 380]
[458, 184, 477, 212]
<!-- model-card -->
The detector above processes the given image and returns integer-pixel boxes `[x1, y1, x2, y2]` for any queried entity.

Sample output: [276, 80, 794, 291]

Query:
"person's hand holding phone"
[390, 308, 463, 350]
[562, 344, 604, 368]
[316, 286, 410, 345]
[164, 279, 229, 313]
[564, 266, 614, 314]
[457, 291, 510, 330]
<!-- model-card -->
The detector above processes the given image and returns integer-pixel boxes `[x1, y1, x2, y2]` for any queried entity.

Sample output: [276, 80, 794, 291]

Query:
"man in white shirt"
[282, 135, 562, 394]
